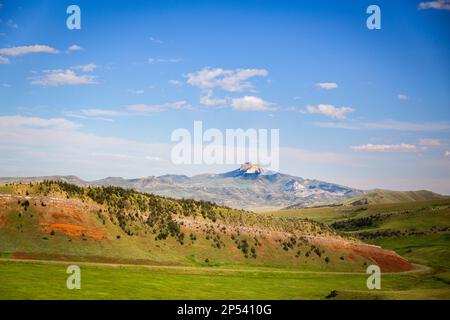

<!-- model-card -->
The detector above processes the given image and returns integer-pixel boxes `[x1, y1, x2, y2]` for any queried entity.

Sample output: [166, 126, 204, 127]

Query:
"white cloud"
[129, 89, 145, 95]
[72, 63, 96, 72]
[149, 37, 163, 44]
[144, 156, 162, 161]
[231, 96, 272, 111]
[315, 119, 450, 132]
[0, 45, 58, 56]
[148, 57, 181, 64]
[31, 69, 96, 86]
[398, 94, 409, 100]
[316, 82, 338, 90]
[304, 104, 354, 119]
[65, 108, 126, 122]
[91, 152, 133, 159]
[200, 92, 228, 107]
[445, 151, 450, 158]
[0, 56, 9, 64]
[80, 109, 124, 117]
[418, 0, 450, 10]
[168, 80, 182, 86]
[0, 115, 80, 130]
[351, 143, 417, 152]
[419, 138, 441, 146]
[68, 44, 83, 52]
[185, 67, 268, 92]
[127, 101, 190, 113]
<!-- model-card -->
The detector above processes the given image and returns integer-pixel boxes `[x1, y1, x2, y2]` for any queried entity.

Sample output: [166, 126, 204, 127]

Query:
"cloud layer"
[351, 143, 417, 152]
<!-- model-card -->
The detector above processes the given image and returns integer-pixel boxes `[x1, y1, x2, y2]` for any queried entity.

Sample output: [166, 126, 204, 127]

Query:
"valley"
[0, 181, 449, 299]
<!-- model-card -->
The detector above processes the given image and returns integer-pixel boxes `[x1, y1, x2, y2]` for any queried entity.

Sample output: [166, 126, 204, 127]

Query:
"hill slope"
[266, 199, 450, 276]
[0, 182, 413, 272]
[286, 190, 444, 209]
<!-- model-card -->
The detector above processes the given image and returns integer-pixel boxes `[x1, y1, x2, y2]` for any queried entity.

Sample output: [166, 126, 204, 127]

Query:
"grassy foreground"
[0, 259, 449, 300]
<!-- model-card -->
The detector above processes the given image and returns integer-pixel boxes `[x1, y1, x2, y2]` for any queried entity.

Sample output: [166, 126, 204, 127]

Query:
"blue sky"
[0, 0, 449, 193]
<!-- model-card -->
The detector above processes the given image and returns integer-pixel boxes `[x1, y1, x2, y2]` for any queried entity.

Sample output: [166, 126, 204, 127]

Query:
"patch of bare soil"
[1, 194, 109, 240]
[310, 236, 414, 272]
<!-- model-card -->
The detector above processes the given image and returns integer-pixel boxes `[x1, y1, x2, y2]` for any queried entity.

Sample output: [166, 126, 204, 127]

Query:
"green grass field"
[1, 259, 449, 300]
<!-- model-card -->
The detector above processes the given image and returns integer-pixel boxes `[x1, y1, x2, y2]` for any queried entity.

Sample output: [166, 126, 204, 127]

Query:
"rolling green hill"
[265, 197, 450, 299]
[286, 190, 444, 209]
[0, 181, 413, 273]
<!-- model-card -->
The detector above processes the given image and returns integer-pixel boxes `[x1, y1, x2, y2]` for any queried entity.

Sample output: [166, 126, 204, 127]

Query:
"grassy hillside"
[265, 198, 450, 299]
[286, 190, 444, 209]
[0, 181, 408, 272]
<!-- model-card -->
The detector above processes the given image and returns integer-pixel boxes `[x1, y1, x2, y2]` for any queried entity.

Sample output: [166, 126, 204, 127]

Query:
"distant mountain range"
[1, 163, 442, 210]
[0, 163, 365, 210]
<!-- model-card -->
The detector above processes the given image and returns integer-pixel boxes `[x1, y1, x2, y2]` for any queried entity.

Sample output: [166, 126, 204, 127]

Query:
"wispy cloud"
[185, 67, 268, 92]
[200, 91, 228, 107]
[418, 0, 450, 10]
[149, 36, 163, 44]
[148, 57, 181, 64]
[316, 82, 338, 90]
[128, 89, 145, 95]
[0, 45, 58, 56]
[31, 69, 97, 86]
[127, 101, 191, 113]
[419, 138, 441, 146]
[5, 19, 18, 29]
[168, 79, 182, 86]
[65, 108, 126, 122]
[351, 143, 417, 152]
[0, 115, 80, 130]
[315, 119, 450, 132]
[71, 63, 96, 72]
[445, 151, 450, 158]
[303, 104, 354, 119]
[398, 94, 409, 100]
[0, 56, 9, 64]
[67, 44, 83, 52]
[144, 156, 162, 161]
